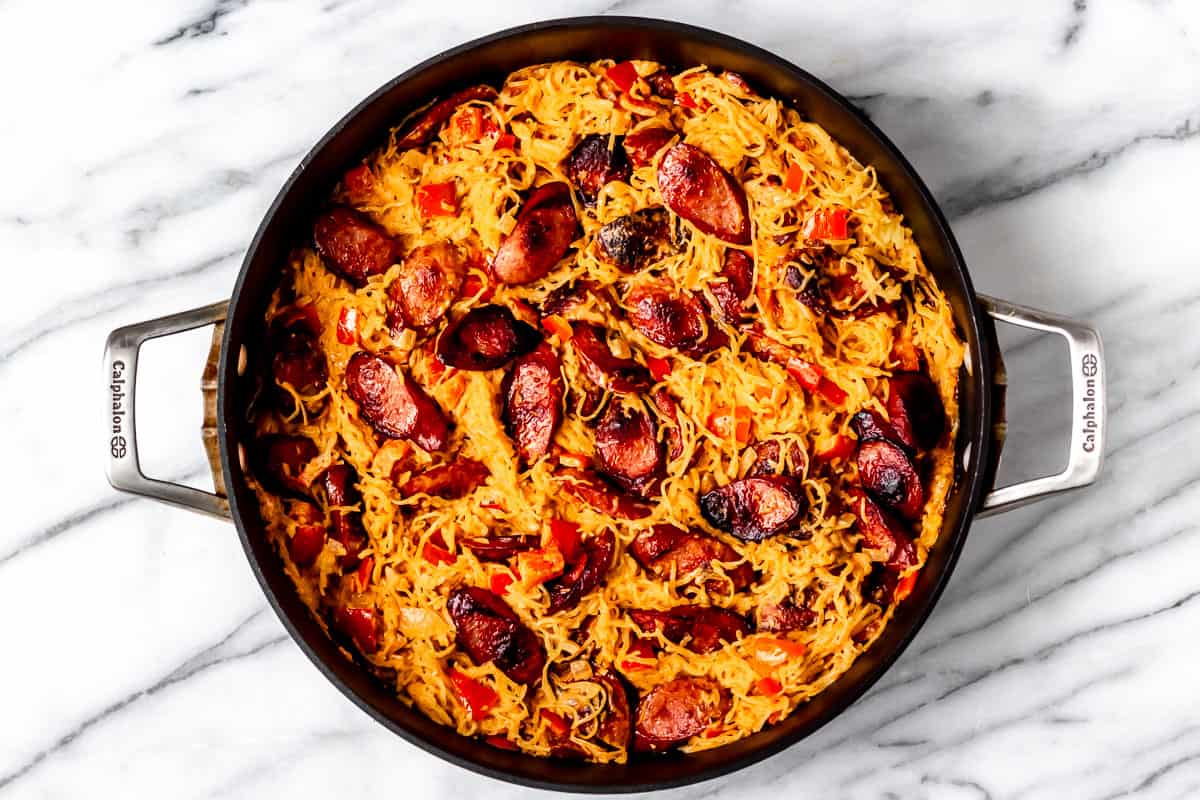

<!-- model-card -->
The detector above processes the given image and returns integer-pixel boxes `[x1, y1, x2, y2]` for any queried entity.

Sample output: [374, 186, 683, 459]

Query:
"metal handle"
[103, 301, 232, 519]
[976, 295, 1105, 516]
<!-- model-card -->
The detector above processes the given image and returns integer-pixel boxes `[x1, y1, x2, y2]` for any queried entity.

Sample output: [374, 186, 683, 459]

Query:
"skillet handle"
[976, 295, 1105, 517]
[103, 301, 233, 520]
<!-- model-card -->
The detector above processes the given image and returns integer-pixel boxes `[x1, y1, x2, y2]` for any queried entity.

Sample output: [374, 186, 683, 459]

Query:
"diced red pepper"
[549, 519, 582, 562]
[784, 162, 805, 193]
[755, 677, 783, 697]
[894, 570, 919, 603]
[785, 358, 823, 392]
[485, 734, 518, 750]
[454, 106, 483, 141]
[606, 61, 640, 93]
[480, 500, 506, 512]
[337, 306, 359, 345]
[676, 91, 710, 111]
[355, 556, 374, 592]
[751, 636, 808, 669]
[707, 405, 752, 444]
[289, 523, 325, 566]
[493, 133, 517, 151]
[540, 314, 573, 341]
[540, 709, 570, 736]
[817, 377, 848, 406]
[417, 181, 457, 218]
[334, 606, 379, 653]
[647, 356, 672, 382]
[803, 207, 850, 241]
[448, 668, 499, 721]
[516, 546, 565, 587]
[422, 541, 457, 566]
[619, 639, 657, 672]
[489, 571, 514, 596]
[343, 164, 374, 203]
[816, 434, 856, 463]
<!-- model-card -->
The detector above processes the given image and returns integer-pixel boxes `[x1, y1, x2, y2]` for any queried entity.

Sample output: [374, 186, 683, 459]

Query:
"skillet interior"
[217, 17, 992, 792]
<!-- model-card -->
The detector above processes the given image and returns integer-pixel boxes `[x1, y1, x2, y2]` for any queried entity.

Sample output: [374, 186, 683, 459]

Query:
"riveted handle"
[103, 301, 232, 519]
[976, 295, 1105, 516]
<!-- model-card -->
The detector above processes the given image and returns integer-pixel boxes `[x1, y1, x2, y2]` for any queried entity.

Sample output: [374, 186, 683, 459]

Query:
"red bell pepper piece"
[343, 164, 374, 203]
[355, 556, 374, 592]
[784, 162, 805, 193]
[817, 377, 848, 406]
[540, 709, 570, 736]
[755, 677, 783, 697]
[803, 207, 850, 241]
[606, 61, 640, 93]
[454, 106, 483, 141]
[485, 734, 517, 750]
[334, 606, 379, 653]
[815, 434, 856, 463]
[540, 314, 573, 341]
[489, 572, 514, 596]
[448, 668, 499, 721]
[422, 541, 456, 566]
[549, 519, 582, 562]
[646, 356, 672, 382]
[894, 570, 919, 603]
[619, 638, 656, 672]
[785, 358, 823, 392]
[417, 181, 457, 218]
[337, 306, 358, 345]
[493, 133, 517, 151]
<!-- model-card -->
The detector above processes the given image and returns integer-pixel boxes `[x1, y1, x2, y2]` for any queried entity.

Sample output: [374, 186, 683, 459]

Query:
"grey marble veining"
[2, 1, 1199, 797]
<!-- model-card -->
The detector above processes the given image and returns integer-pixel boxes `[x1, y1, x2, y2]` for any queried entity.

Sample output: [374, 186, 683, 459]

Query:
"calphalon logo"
[1080, 354, 1099, 452]
[111, 360, 128, 459]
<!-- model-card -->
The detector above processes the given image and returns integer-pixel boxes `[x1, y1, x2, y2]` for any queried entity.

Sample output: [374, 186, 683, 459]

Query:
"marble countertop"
[3, 1, 1199, 797]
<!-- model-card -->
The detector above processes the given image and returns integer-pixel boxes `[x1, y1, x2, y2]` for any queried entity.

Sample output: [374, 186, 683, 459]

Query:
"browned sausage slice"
[387, 242, 465, 330]
[596, 208, 673, 272]
[313, 207, 401, 286]
[321, 464, 366, 568]
[629, 606, 749, 653]
[756, 599, 816, 633]
[657, 143, 750, 245]
[888, 371, 946, 450]
[547, 529, 614, 612]
[501, 342, 564, 466]
[395, 458, 489, 499]
[626, 280, 728, 354]
[492, 182, 579, 285]
[857, 439, 925, 520]
[563, 134, 631, 201]
[748, 437, 809, 479]
[850, 410, 904, 447]
[259, 435, 317, 496]
[623, 127, 675, 167]
[699, 476, 805, 541]
[634, 677, 729, 751]
[649, 388, 684, 462]
[344, 351, 449, 452]
[287, 501, 326, 567]
[270, 308, 326, 407]
[595, 671, 632, 750]
[644, 69, 676, 99]
[395, 85, 498, 150]
[541, 280, 601, 318]
[437, 304, 541, 371]
[595, 401, 663, 496]
[570, 323, 651, 395]
[446, 587, 545, 685]
[709, 249, 755, 323]
[848, 488, 916, 569]
[629, 525, 754, 592]
[559, 468, 652, 520]
[460, 534, 539, 561]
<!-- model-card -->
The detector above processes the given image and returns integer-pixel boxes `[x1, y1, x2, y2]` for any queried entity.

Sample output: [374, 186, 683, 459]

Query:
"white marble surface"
[2, 1, 1199, 797]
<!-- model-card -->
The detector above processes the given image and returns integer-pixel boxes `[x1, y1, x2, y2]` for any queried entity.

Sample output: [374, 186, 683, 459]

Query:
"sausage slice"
[623, 127, 675, 167]
[460, 534, 539, 561]
[501, 342, 564, 466]
[492, 182, 579, 285]
[395, 85, 498, 150]
[656, 143, 750, 244]
[709, 249, 755, 323]
[634, 677, 729, 751]
[699, 476, 806, 541]
[321, 464, 366, 568]
[446, 587, 545, 685]
[270, 309, 327, 406]
[857, 439, 925, 520]
[570, 323, 652, 395]
[563, 134, 631, 201]
[314, 207, 401, 286]
[287, 501, 326, 567]
[596, 208, 674, 272]
[626, 280, 727, 354]
[850, 410, 904, 447]
[595, 400, 663, 496]
[387, 242, 465, 329]
[629, 606, 749, 654]
[629, 524, 754, 592]
[344, 352, 449, 452]
[437, 304, 541, 371]
[258, 435, 317, 496]
[559, 468, 652, 520]
[748, 437, 809, 479]
[848, 488, 916, 569]
[395, 458, 489, 500]
[546, 529, 615, 612]
[649, 388, 684, 462]
[887, 371, 946, 450]
[756, 599, 816, 633]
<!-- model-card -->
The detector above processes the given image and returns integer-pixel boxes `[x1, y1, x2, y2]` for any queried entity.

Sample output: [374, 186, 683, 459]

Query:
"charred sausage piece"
[501, 342, 564, 466]
[596, 208, 673, 272]
[321, 464, 366, 568]
[857, 439, 925, 520]
[623, 127, 676, 167]
[594, 671, 633, 750]
[492, 182, 580, 285]
[395, 85, 498, 150]
[344, 352, 450, 452]
[570, 323, 652, 395]
[634, 677, 729, 752]
[709, 249, 755, 323]
[563, 134, 631, 201]
[461, 534, 539, 561]
[437, 304, 541, 371]
[559, 468, 652, 520]
[848, 488, 916, 569]
[547, 529, 615, 612]
[863, 563, 902, 607]
[888, 371, 946, 451]
[333, 606, 379, 653]
[850, 410, 904, 447]
[748, 437, 809, 479]
[629, 525, 754, 591]
[626, 280, 728, 354]
[313, 207, 401, 286]
[446, 587, 546, 685]
[629, 606, 750, 654]
[649, 388, 684, 462]
[699, 476, 806, 541]
[595, 401, 663, 496]
[287, 501, 326, 567]
[541, 280, 600, 318]
[657, 143, 750, 245]
[271, 310, 327, 403]
[756, 599, 816, 633]
[395, 458, 489, 499]
[387, 242, 465, 330]
[259, 435, 317, 496]
[644, 69, 676, 99]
